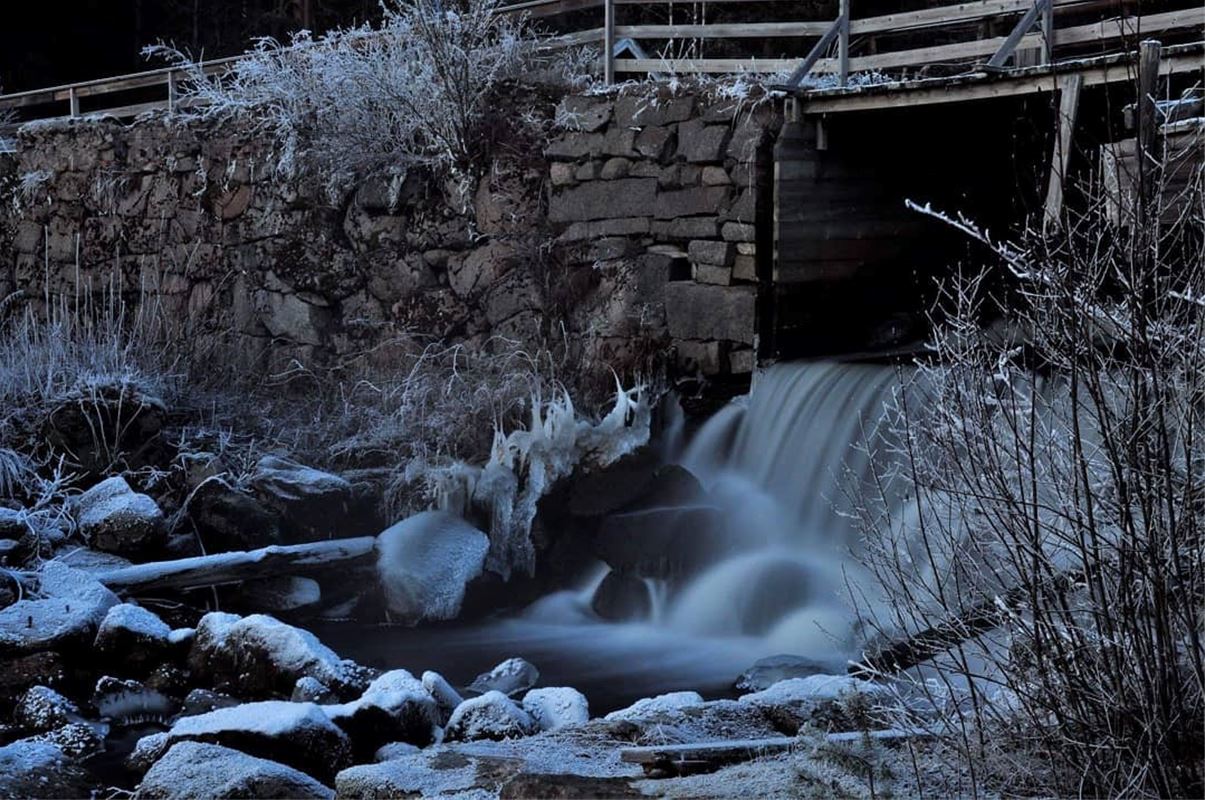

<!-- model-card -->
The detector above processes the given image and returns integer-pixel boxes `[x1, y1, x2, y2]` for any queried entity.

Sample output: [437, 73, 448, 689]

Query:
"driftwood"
[94, 536, 377, 594]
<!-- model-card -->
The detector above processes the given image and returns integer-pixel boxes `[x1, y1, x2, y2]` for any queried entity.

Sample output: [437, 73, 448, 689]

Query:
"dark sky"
[0, 1, 382, 94]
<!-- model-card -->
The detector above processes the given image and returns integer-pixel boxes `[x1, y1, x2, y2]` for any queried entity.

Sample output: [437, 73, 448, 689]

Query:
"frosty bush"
[149, 0, 544, 190]
[853, 141, 1204, 796]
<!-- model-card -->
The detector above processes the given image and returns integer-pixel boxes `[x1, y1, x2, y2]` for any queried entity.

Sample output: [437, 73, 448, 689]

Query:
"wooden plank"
[988, 0, 1048, 68]
[1043, 73, 1083, 229]
[614, 22, 830, 38]
[851, 0, 1090, 35]
[616, 57, 802, 74]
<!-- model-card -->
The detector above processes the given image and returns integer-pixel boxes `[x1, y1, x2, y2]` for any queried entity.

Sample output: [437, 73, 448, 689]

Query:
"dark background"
[0, 1, 383, 93]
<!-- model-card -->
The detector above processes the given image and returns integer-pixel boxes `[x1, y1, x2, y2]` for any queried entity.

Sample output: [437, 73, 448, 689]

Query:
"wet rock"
[522, 687, 590, 732]
[189, 612, 371, 700]
[159, 700, 351, 781]
[593, 505, 729, 579]
[590, 569, 652, 621]
[92, 676, 177, 725]
[20, 722, 105, 759]
[0, 561, 118, 655]
[292, 676, 335, 704]
[135, 741, 334, 800]
[326, 669, 439, 753]
[74, 477, 166, 556]
[13, 686, 80, 733]
[0, 740, 93, 799]
[468, 657, 539, 697]
[0, 651, 66, 707]
[180, 688, 241, 717]
[421, 670, 463, 724]
[444, 690, 536, 742]
[189, 482, 281, 552]
[375, 511, 490, 624]
[94, 603, 173, 674]
[43, 381, 166, 475]
[125, 732, 170, 774]
[233, 576, 322, 613]
[734, 654, 834, 692]
[248, 456, 354, 543]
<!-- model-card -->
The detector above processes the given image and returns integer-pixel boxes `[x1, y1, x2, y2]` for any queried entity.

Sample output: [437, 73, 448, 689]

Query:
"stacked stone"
[545, 89, 780, 376]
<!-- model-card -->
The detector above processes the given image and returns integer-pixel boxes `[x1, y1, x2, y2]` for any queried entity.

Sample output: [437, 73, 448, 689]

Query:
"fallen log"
[94, 536, 377, 594]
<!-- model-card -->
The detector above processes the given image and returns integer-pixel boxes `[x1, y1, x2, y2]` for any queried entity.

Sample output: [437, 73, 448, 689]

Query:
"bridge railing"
[1, 0, 1201, 123]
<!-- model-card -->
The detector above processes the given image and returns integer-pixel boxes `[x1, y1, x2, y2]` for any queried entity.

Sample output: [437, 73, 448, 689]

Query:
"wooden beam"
[1137, 39, 1163, 208]
[838, 0, 850, 86]
[1043, 73, 1083, 230]
[604, 0, 616, 85]
[783, 15, 845, 88]
[988, 0, 1049, 68]
[613, 22, 830, 38]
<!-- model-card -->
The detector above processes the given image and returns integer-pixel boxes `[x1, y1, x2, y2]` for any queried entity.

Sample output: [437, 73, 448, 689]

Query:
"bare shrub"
[852, 135, 1205, 797]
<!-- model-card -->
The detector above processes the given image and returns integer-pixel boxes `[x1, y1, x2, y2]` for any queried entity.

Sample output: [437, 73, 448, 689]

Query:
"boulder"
[522, 687, 590, 731]
[12, 686, 80, 733]
[734, 654, 835, 692]
[19, 722, 104, 759]
[675, 119, 732, 163]
[421, 670, 463, 723]
[325, 669, 439, 753]
[291, 676, 335, 704]
[74, 476, 166, 556]
[739, 674, 890, 731]
[180, 688, 241, 717]
[375, 512, 490, 624]
[189, 482, 281, 552]
[0, 561, 118, 655]
[614, 94, 695, 127]
[604, 691, 704, 722]
[94, 603, 173, 674]
[556, 96, 612, 132]
[0, 651, 66, 707]
[373, 741, 420, 762]
[0, 741, 92, 799]
[189, 612, 370, 700]
[160, 700, 351, 781]
[444, 690, 536, 742]
[135, 741, 334, 800]
[248, 456, 354, 542]
[468, 657, 539, 697]
[590, 570, 652, 622]
[593, 505, 730, 579]
[654, 186, 733, 220]
[548, 178, 657, 223]
[92, 676, 177, 724]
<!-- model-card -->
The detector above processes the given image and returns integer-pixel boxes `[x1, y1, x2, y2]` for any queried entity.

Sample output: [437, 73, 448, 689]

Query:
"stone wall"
[0, 85, 783, 383]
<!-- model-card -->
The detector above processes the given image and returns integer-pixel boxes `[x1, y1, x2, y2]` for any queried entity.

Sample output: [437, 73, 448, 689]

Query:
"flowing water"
[322, 361, 905, 712]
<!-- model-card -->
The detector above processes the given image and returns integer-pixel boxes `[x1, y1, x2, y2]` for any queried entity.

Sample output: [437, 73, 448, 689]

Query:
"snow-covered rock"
[604, 691, 704, 721]
[522, 687, 590, 731]
[236, 576, 322, 612]
[126, 732, 170, 774]
[94, 603, 173, 672]
[444, 690, 536, 742]
[0, 740, 92, 799]
[326, 669, 439, 752]
[135, 741, 334, 799]
[0, 561, 118, 655]
[18, 722, 104, 759]
[468, 656, 539, 697]
[161, 700, 351, 781]
[189, 612, 369, 699]
[180, 688, 241, 717]
[92, 676, 176, 724]
[374, 741, 420, 762]
[13, 686, 80, 733]
[739, 674, 887, 709]
[420, 670, 463, 723]
[375, 511, 489, 623]
[74, 476, 166, 555]
[734, 653, 833, 692]
[249, 456, 353, 542]
[292, 676, 335, 704]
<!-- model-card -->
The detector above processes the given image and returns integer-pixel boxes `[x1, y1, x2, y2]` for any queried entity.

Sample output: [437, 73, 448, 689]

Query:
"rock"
[421, 670, 463, 723]
[615, 94, 695, 127]
[689, 239, 735, 267]
[522, 687, 589, 731]
[94, 603, 173, 674]
[599, 157, 631, 179]
[135, 741, 334, 800]
[604, 691, 704, 721]
[74, 476, 166, 556]
[448, 240, 516, 299]
[375, 511, 490, 624]
[43, 381, 165, 475]
[325, 669, 439, 753]
[664, 283, 756, 344]
[593, 505, 730, 579]
[739, 675, 890, 731]
[189, 612, 369, 700]
[0, 561, 118, 655]
[373, 741, 420, 761]
[160, 700, 351, 781]
[654, 186, 733, 220]
[189, 482, 281, 552]
[0, 652, 66, 706]
[292, 676, 335, 704]
[92, 676, 176, 725]
[234, 576, 322, 613]
[13, 686, 80, 733]
[248, 456, 354, 543]
[0, 741, 92, 799]
[590, 570, 652, 621]
[556, 97, 612, 133]
[468, 657, 539, 697]
[126, 732, 170, 774]
[20, 722, 104, 759]
[734, 654, 834, 692]
[180, 688, 241, 717]
[548, 178, 657, 223]
[634, 126, 676, 160]
[444, 690, 536, 741]
[676, 119, 731, 163]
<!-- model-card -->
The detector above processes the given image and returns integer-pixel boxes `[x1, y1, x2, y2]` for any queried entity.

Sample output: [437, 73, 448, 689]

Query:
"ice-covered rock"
[734, 653, 834, 692]
[249, 456, 353, 542]
[74, 476, 166, 556]
[468, 656, 539, 697]
[444, 690, 536, 741]
[0, 560, 118, 655]
[0, 740, 92, 799]
[604, 691, 704, 721]
[94, 603, 173, 673]
[375, 511, 489, 623]
[13, 686, 80, 732]
[161, 700, 351, 781]
[189, 612, 369, 699]
[421, 670, 463, 723]
[92, 676, 176, 724]
[374, 741, 420, 761]
[325, 669, 439, 753]
[134, 741, 334, 800]
[522, 687, 590, 731]
[292, 676, 335, 704]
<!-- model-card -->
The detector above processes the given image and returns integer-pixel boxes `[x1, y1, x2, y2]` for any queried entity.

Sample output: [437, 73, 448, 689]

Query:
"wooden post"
[68, 87, 80, 118]
[167, 70, 178, 113]
[603, 0, 615, 86]
[1042, 73, 1082, 231]
[1041, 0, 1054, 63]
[1137, 40, 1162, 211]
[838, 0, 850, 87]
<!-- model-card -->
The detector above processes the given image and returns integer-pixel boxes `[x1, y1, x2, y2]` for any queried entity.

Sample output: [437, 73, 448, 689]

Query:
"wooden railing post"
[1041, 0, 1054, 63]
[68, 87, 79, 118]
[167, 70, 178, 113]
[1137, 40, 1163, 212]
[603, 0, 615, 85]
[839, 0, 850, 86]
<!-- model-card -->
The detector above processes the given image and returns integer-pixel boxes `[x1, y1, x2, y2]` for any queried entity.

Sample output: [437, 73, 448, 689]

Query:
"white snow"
[445, 690, 536, 741]
[0, 561, 118, 654]
[374, 742, 420, 761]
[168, 627, 195, 646]
[522, 687, 589, 731]
[13, 686, 80, 732]
[375, 511, 490, 623]
[171, 700, 342, 740]
[739, 674, 890, 717]
[468, 657, 539, 697]
[421, 670, 464, 717]
[74, 476, 164, 550]
[603, 691, 704, 721]
[192, 611, 355, 690]
[338, 669, 435, 719]
[97, 603, 172, 642]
